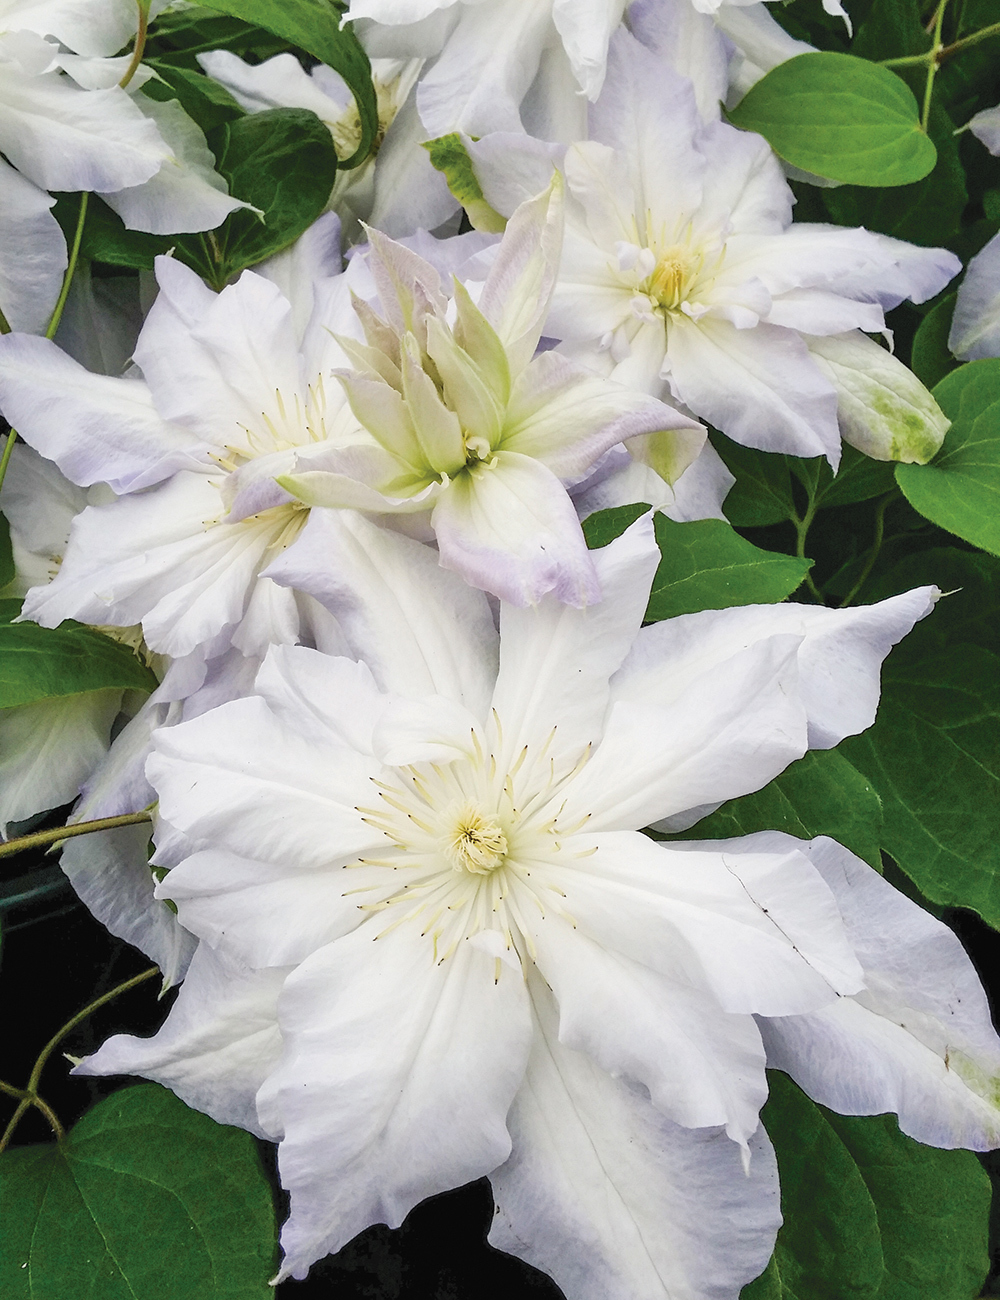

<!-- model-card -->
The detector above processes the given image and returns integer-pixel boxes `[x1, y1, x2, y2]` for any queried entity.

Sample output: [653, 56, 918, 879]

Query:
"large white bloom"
[949, 231, 1000, 361]
[77, 512, 1000, 1294]
[281, 181, 703, 606]
[474, 32, 959, 466]
[196, 49, 457, 240]
[0, 217, 359, 662]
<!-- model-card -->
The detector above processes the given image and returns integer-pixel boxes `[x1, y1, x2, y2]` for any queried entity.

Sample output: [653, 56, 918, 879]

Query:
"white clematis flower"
[508, 30, 959, 466]
[75, 512, 1000, 1294]
[280, 180, 703, 606]
[0, 223, 362, 662]
[196, 49, 457, 240]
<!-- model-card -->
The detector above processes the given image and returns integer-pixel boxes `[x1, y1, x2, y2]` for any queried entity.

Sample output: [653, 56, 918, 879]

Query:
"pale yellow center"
[646, 244, 700, 311]
[444, 805, 509, 875]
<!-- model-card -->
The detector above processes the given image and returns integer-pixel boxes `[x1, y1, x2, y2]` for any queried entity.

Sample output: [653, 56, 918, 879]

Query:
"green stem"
[0, 967, 159, 1154]
[920, 0, 949, 131]
[0, 810, 152, 861]
[118, 2, 150, 90]
[882, 14, 999, 68]
[0, 303, 10, 334]
[44, 192, 89, 342]
[839, 494, 893, 608]
[0, 426, 16, 495]
[792, 498, 824, 603]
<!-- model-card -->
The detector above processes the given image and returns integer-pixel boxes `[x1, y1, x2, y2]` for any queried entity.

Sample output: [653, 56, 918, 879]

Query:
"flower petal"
[432, 450, 600, 607]
[76, 942, 286, 1139]
[258, 924, 532, 1280]
[489, 973, 780, 1300]
[0, 332, 199, 492]
[0, 158, 65, 334]
[758, 834, 1000, 1150]
[266, 508, 498, 711]
[490, 512, 658, 763]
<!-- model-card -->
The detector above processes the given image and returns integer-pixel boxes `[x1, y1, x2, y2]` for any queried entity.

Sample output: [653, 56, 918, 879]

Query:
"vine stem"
[0, 967, 159, 1154]
[920, 0, 950, 132]
[118, 1, 150, 90]
[0, 427, 16, 495]
[839, 493, 893, 608]
[44, 191, 89, 343]
[792, 497, 824, 603]
[0, 810, 152, 861]
[882, 15, 999, 68]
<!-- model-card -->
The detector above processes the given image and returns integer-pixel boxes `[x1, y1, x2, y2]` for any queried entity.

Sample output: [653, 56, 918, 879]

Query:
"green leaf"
[712, 434, 895, 526]
[742, 1071, 992, 1300]
[193, 0, 377, 167]
[0, 511, 12, 590]
[646, 517, 812, 620]
[727, 53, 936, 186]
[53, 194, 170, 271]
[581, 502, 650, 549]
[822, 102, 966, 247]
[423, 134, 507, 232]
[841, 548, 1000, 927]
[678, 749, 883, 871]
[179, 108, 338, 288]
[0, 1083, 277, 1299]
[895, 360, 1000, 556]
[909, 293, 959, 390]
[0, 621, 158, 709]
[0, 598, 21, 626]
[143, 61, 246, 133]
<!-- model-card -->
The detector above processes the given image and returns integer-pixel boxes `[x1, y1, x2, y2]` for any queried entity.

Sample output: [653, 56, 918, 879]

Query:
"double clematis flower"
[471, 31, 960, 467]
[79, 513, 1000, 1296]
[281, 180, 703, 605]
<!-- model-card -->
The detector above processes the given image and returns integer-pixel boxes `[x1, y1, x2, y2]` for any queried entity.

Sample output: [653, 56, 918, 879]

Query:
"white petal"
[665, 313, 842, 463]
[0, 158, 65, 334]
[258, 924, 532, 1280]
[52, 262, 144, 377]
[60, 823, 196, 989]
[1, 0, 167, 59]
[550, 0, 626, 100]
[0, 333, 199, 492]
[561, 633, 808, 831]
[491, 513, 658, 763]
[529, 912, 768, 1143]
[414, 0, 553, 137]
[949, 230, 1000, 361]
[629, 0, 728, 123]
[77, 942, 286, 1138]
[759, 834, 1000, 1150]
[0, 437, 86, 596]
[970, 103, 1000, 156]
[612, 588, 937, 756]
[0, 59, 168, 193]
[266, 507, 498, 712]
[101, 94, 249, 235]
[548, 832, 862, 1015]
[148, 693, 381, 870]
[197, 50, 345, 121]
[367, 90, 460, 238]
[432, 450, 600, 607]
[490, 973, 780, 1300]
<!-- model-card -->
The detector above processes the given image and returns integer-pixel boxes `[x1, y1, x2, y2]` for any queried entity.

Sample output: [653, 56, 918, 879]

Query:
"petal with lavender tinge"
[757, 834, 1000, 1151]
[561, 633, 808, 832]
[76, 942, 286, 1139]
[501, 349, 701, 478]
[490, 514, 658, 764]
[807, 331, 949, 464]
[0, 333, 199, 492]
[949, 231, 1000, 362]
[266, 508, 498, 710]
[611, 587, 937, 755]
[258, 923, 532, 1281]
[432, 451, 600, 608]
[664, 313, 842, 463]
[60, 823, 197, 990]
[478, 177, 564, 375]
[0, 159, 66, 335]
[489, 973, 780, 1300]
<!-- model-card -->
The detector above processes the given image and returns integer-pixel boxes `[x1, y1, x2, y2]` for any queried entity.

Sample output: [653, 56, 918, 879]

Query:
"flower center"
[645, 244, 700, 311]
[444, 804, 508, 874]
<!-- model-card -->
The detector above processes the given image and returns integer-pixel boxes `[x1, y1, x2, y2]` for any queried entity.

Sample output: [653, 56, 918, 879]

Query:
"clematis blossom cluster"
[77, 515, 1000, 1293]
